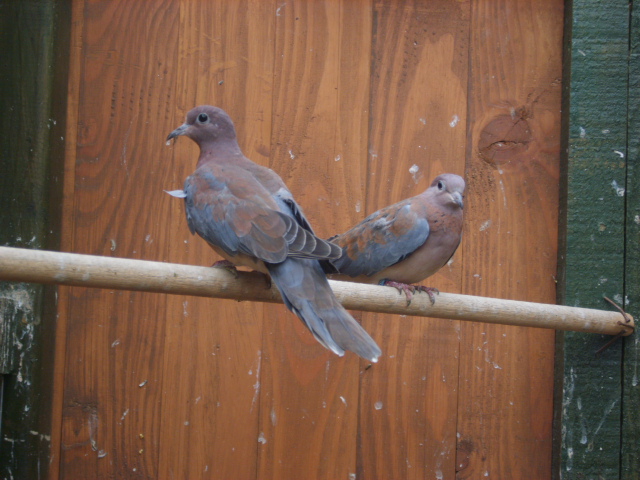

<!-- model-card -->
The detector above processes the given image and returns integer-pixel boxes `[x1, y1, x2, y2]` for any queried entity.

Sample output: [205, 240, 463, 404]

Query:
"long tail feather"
[267, 258, 381, 362]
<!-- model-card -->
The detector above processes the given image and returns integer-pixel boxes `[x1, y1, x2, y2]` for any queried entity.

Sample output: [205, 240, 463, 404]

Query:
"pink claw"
[381, 280, 439, 306]
[381, 280, 416, 306]
[415, 286, 439, 305]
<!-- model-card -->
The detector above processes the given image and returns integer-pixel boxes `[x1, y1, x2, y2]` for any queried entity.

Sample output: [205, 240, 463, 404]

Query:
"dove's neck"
[196, 139, 243, 167]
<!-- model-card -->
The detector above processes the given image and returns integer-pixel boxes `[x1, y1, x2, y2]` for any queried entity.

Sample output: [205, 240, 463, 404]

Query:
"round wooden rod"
[0, 246, 633, 336]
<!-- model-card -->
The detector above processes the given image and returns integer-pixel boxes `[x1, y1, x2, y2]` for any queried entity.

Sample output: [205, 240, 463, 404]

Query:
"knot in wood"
[478, 109, 533, 166]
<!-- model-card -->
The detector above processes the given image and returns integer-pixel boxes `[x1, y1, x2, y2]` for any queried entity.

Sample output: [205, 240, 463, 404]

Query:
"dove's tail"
[267, 258, 382, 362]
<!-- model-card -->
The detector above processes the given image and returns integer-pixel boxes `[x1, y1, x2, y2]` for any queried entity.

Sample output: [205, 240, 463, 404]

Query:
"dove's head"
[428, 173, 465, 210]
[167, 105, 237, 148]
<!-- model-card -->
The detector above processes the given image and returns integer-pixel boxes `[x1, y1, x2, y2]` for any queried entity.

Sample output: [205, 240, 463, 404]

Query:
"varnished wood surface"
[257, 2, 368, 478]
[358, 1, 469, 478]
[58, 1, 180, 477]
[54, 0, 563, 478]
[158, 2, 275, 478]
[457, 0, 562, 477]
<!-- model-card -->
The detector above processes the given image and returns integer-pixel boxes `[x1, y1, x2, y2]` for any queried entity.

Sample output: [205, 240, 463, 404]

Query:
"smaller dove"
[326, 174, 465, 305]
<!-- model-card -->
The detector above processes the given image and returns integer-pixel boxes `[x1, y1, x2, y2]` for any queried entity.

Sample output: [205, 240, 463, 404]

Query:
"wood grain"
[157, 1, 275, 478]
[456, 0, 563, 478]
[59, 1, 179, 477]
[256, 1, 371, 478]
[52, 0, 566, 478]
[358, 1, 470, 478]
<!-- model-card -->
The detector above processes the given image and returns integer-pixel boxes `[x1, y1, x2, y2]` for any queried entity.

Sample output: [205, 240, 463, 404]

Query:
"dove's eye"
[437, 181, 444, 190]
[197, 113, 209, 123]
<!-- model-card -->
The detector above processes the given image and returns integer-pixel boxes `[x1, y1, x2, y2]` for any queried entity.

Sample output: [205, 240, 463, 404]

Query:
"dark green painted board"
[0, 0, 69, 478]
[559, 0, 629, 478]
[622, 2, 640, 478]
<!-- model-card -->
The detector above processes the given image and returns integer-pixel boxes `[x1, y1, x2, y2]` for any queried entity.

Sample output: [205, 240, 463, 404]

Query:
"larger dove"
[166, 105, 381, 362]
[326, 174, 465, 304]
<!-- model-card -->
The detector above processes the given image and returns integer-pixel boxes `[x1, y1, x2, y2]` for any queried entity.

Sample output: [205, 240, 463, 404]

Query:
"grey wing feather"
[274, 189, 315, 233]
[275, 193, 342, 260]
[184, 181, 249, 258]
[184, 174, 340, 264]
[332, 204, 430, 277]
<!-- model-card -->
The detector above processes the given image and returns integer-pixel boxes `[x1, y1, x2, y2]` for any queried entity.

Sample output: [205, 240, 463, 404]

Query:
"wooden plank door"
[52, 0, 564, 478]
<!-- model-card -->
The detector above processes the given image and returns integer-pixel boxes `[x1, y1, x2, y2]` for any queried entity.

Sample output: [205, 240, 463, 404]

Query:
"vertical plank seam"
[365, 2, 377, 215]
[552, 0, 574, 477]
[333, 2, 364, 477]
[50, 1, 85, 478]
[154, 2, 183, 480]
[157, 1, 187, 477]
[621, 1, 634, 475]
[256, 3, 281, 478]
[454, 0, 478, 475]
[358, 1, 377, 475]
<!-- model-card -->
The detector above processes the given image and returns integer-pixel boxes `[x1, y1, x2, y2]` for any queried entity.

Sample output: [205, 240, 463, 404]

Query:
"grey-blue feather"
[268, 258, 382, 361]
[330, 202, 430, 277]
[184, 172, 339, 264]
[184, 174, 288, 263]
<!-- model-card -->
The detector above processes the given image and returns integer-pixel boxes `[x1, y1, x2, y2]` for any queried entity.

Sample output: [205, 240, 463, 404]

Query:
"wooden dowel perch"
[0, 246, 633, 336]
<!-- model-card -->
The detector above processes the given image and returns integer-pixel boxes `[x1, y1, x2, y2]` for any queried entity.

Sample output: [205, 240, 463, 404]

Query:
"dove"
[326, 174, 465, 305]
[166, 105, 381, 362]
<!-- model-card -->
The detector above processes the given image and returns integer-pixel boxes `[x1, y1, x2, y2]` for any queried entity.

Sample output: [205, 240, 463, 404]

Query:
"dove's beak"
[167, 123, 189, 142]
[452, 191, 464, 209]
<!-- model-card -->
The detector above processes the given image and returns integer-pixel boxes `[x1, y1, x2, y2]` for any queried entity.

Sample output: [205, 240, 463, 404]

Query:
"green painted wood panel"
[622, 2, 640, 478]
[0, 0, 69, 478]
[558, 0, 630, 478]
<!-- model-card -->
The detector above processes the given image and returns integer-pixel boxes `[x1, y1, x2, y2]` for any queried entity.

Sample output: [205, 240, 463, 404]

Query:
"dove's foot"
[380, 280, 439, 306]
[380, 279, 417, 306]
[414, 285, 439, 305]
[211, 260, 239, 278]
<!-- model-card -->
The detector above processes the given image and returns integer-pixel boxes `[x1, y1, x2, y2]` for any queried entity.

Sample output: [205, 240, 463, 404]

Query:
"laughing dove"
[166, 105, 381, 362]
[326, 174, 465, 304]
